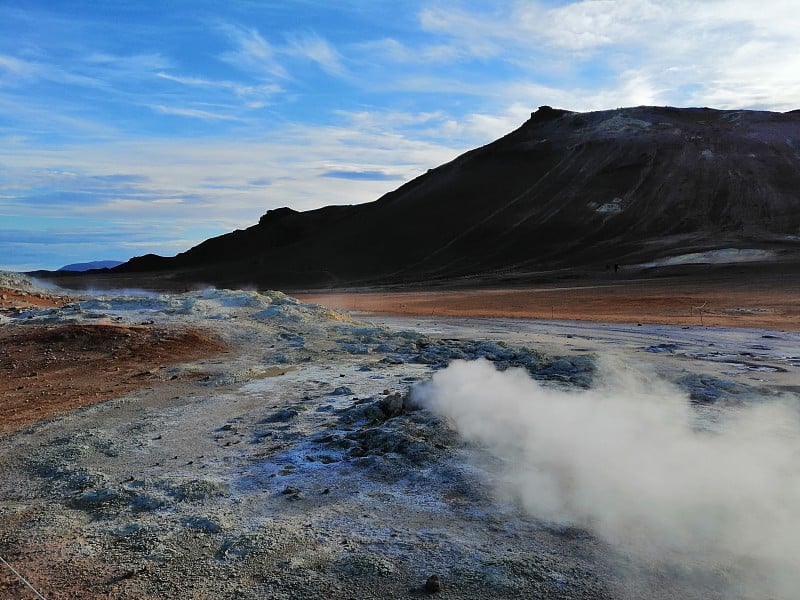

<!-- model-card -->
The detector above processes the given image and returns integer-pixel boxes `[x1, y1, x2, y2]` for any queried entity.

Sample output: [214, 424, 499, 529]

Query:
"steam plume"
[415, 358, 800, 599]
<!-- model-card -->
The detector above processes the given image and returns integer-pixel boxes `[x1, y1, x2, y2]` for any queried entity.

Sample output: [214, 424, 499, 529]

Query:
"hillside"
[57, 106, 800, 289]
[59, 260, 124, 272]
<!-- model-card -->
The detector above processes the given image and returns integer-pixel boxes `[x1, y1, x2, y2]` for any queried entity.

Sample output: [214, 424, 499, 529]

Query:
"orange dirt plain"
[296, 280, 800, 332]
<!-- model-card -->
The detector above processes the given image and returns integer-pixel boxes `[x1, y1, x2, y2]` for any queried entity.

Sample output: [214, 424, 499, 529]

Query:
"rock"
[263, 407, 299, 423]
[166, 479, 229, 502]
[377, 392, 423, 419]
[336, 400, 385, 425]
[380, 355, 405, 365]
[70, 486, 132, 510]
[331, 386, 353, 396]
[379, 392, 405, 418]
[425, 574, 442, 593]
[130, 493, 167, 512]
[334, 552, 396, 577]
[340, 343, 370, 354]
[182, 516, 223, 533]
[533, 355, 596, 388]
[645, 343, 678, 353]
[678, 374, 755, 404]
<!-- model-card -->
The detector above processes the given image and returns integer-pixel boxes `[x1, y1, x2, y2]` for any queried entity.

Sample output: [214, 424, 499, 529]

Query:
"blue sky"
[2, 0, 798, 271]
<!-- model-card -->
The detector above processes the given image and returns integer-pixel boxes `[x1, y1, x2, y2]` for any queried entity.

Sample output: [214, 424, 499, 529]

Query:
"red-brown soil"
[0, 518, 142, 600]
[296, 280, 800, 332]
[0, 322, 226, 435]
[0, 286, 71, 310]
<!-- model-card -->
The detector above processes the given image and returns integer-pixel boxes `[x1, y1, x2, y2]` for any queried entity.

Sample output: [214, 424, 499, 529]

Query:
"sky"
[1, 1, 799, 271]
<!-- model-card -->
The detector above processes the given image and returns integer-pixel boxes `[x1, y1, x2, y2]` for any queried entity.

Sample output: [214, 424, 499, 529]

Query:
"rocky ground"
[1, 272, 798, 599]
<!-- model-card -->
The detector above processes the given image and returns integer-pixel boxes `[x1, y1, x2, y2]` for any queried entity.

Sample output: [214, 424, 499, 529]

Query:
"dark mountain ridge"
[58, 260, 124, 272]
[101, 106, 800, 288]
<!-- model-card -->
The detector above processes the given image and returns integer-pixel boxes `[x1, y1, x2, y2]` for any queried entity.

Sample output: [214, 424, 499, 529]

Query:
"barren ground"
[0, 322, 226, 435]
[295, 279, 800, 331]
[1, 274, 798, 599]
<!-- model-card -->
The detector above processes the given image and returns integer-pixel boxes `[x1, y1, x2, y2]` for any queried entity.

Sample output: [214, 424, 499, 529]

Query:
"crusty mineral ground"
[1, 274, 798, 599]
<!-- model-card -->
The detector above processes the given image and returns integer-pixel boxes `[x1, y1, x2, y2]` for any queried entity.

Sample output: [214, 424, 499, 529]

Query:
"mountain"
[114, 105, 800, 289]
[58, 260, 124, 272]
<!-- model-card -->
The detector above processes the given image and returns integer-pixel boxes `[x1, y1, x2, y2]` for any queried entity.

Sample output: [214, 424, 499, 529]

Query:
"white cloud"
[156, 71, 282, 109]
[0, 54, 39, 77]
[411, 0, 800, 112]
[157, 71, 282, 96]
[418, 5, 505, 59]
[357, 38, 467, 65]
[0, 94, 117, 139]
[150, 104, 241, 121]
[337, 109, 446, 131]
[0, 119, 462, 263]
[5, 0, 800, 270]
[216, 25, 348, 89]
[220, 25, 288, 79]
[527, 0, 669, 51]
[284, 31, 345, 75]
[436, 104, 533, 143]
[0, 53, 103, 89]
[84, 52, 171, 74]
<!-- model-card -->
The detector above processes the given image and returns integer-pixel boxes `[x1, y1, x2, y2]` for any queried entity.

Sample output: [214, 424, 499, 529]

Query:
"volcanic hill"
[54, 106, 800, 289]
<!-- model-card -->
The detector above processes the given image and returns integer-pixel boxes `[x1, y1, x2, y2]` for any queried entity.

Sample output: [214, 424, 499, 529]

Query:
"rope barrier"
[0, 555, 47, 600]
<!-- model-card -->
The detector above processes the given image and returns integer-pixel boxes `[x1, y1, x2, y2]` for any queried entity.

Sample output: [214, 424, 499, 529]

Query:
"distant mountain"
[59, 260, 124, 272]
[113, 105, 800, 288]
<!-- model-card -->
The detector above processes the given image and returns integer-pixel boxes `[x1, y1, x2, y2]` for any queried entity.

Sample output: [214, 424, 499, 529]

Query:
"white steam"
[415, 358, 800, 598]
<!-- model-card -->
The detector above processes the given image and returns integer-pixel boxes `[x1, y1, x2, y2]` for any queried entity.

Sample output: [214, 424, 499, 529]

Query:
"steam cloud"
[415, 358, 800, 599]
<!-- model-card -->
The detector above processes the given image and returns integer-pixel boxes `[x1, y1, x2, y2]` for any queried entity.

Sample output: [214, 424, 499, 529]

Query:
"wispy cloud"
[84, 52, 171, 75]
[355, 38, 463, 65]
[156, 71, 282, 109]
[0, 118, 461, 267]
[418, 5, 506, 59]
[322, 169, 400, 181]
[150, 104, 242, 121]
[220, 24, 288, 79]
[0, 54, 103, 89]
[413, 0, 800, 111]
[284, 31, 345, 75]
[3, 1, 800, 270]
[337, 109, 446, 131]
[0, 54, 39, 79]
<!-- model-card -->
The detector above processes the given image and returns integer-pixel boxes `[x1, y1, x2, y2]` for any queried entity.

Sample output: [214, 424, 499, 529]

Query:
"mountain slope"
[59, 260, 124, 272]
[116, 105, 800, 288]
